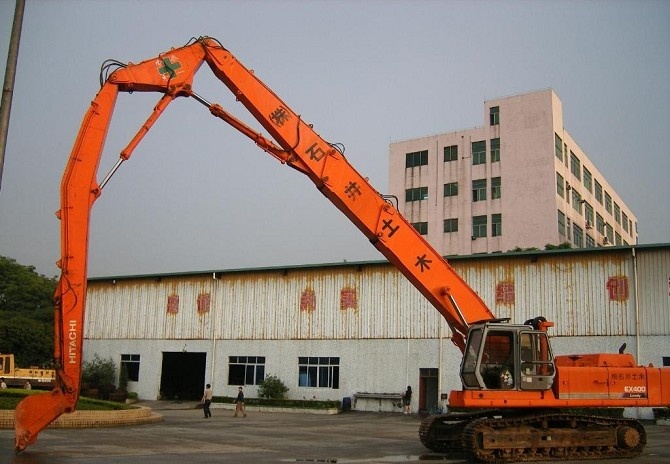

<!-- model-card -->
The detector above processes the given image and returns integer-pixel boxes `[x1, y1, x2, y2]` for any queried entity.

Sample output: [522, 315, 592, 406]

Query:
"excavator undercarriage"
[419, 411, 646, 463]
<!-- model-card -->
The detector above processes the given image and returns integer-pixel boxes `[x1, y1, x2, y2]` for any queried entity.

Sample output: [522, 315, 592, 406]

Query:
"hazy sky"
[1, 0, 668, 278]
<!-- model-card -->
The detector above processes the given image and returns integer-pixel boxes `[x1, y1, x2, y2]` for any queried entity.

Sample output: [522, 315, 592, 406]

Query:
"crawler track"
[420, 412, 646, 463]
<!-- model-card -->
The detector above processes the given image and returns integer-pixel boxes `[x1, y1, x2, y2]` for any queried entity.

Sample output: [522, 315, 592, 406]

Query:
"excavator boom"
[14, 36, 494, 451]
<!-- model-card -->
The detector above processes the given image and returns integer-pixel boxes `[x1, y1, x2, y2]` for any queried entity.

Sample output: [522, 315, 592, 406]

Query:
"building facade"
[83, 245, 669, 418]
[388, 89, 637, 257]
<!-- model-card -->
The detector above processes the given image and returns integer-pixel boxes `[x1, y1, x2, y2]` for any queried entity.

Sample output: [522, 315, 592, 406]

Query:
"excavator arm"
[14, 36, 494, 451]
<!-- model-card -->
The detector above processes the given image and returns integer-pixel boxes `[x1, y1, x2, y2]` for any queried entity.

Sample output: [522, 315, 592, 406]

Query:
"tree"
[0, 256, 56, 366]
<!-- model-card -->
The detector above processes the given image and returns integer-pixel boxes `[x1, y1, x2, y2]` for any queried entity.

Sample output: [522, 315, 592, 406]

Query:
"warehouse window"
[121, 354, 140, 382]
[472, 141, 486, 165]
[228, 356, 265, 386]
[444, 145, 458, 162]
[444, 182, 458, 197]
[405, 150, 428, 168]
[405, 186, 428, 202]
[298, 357, 339, 389]
[490, 138, 500, 162]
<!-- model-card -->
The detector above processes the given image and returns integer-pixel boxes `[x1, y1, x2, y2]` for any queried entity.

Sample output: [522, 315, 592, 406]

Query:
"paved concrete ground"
[1, 401, 668, 463]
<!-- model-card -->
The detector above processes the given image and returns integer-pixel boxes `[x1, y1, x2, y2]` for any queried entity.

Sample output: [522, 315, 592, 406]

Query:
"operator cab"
[460, 321, 556, 391]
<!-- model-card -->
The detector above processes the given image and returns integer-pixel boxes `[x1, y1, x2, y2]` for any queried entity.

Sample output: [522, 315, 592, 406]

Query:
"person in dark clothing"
[234, 386, 247, 417]
[201, 383, 213, 418]
[402, 386, 412, 414]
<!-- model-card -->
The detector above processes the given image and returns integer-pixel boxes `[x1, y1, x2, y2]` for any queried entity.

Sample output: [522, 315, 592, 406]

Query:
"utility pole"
[0, 0, 26, 192]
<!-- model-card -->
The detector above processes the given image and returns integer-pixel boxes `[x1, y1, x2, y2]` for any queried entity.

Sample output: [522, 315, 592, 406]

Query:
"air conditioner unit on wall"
[586, 220, 593, 229]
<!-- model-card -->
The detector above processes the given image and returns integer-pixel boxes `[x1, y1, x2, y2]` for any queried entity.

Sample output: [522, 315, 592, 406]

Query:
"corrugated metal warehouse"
[84, 244, 669, 418]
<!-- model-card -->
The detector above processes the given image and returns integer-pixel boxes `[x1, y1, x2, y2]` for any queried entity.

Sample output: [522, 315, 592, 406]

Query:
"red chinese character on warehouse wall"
[340, 286, 358, 311]
[495, 281, 515, 304]
[300, 288, 317, 312]
[607, 276, 629, 301]
[197, 293, 211, 314]
[167, 294, 179, 314]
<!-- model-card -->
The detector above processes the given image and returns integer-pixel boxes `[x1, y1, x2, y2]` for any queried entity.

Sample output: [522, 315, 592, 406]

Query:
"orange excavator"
[14, 37, 670, 461]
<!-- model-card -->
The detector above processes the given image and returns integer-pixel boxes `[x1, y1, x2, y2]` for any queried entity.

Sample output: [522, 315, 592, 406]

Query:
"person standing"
[402, 386, 412, 414]
[233, 386, 247, 418]
[0, 377, 6, 389]
[201, 384, 213, 418]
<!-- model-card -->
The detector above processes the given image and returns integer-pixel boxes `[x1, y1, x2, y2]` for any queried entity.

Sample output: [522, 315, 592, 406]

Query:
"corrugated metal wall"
[84, 246, 670, 341]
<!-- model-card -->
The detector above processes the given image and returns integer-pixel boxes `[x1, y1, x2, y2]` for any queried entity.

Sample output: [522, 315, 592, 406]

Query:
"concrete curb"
[214, 403, 340, 415]
[0, 405, 163, 429]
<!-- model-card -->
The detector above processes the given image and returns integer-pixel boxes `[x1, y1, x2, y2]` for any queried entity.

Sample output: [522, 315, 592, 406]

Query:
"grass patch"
[0, 389, 134, 411]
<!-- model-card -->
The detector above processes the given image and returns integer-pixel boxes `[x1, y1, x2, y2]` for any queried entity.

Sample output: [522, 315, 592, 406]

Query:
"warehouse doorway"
[418, 368, 439, 412]
[159, 352, 206, 401]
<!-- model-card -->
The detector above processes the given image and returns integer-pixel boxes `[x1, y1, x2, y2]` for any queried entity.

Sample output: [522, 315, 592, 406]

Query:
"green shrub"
[257, 374, 289, 399]
[82, 354, 117, 398]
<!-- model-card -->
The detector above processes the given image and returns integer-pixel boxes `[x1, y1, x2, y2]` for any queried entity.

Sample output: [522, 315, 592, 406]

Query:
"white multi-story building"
[388, 89, 637, 256]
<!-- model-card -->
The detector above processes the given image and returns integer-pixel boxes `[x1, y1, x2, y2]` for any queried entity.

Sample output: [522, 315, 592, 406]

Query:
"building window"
[558, 210, 566, 237]
[556, 173, 564, 198]
[491, 213, 502, 237]
[573, 224, 584, 248]
[472, 179, 487, 202]
[490, 106, 500, 125]
[605, 192, 612, 214]
[585, 202, 594, 226]
[298, 357, 339, 389]
[554, 134, 563, 161]
[405, 150, 428, 168]
[570, 152, 581, 180]
[412, 222, 428, 235]
[583, 167, 592, 193]
[622, 212, 629, 233]
[228, 356, 266, 386]
[444, 182, 458, 197]
[472, 141, 486, 165]
[596, 213, 605, 235]
[405, 186, 428, 202]
[121, 354, 140, 382]
[490, 138, 500, 162]
[491, 177, 501, 200]
[572, 189, 582, 214]
[444, 218, 458, 233]
[595, 180, 603, 204]
[615, 232, 622, 246]
[605, 223, 614, 244]
[614, 203, 621, 224]
[586, 234, 595, 248]
[444, 145, 458, 162]
[472, 215, 487, 238]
